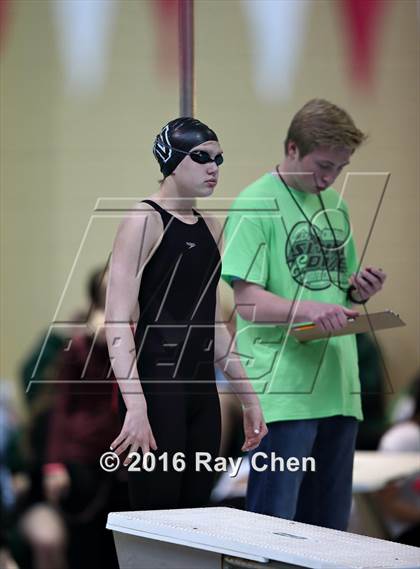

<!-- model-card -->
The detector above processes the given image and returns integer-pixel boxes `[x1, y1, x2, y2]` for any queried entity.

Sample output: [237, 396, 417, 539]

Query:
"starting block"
[106, 507, 420, 569]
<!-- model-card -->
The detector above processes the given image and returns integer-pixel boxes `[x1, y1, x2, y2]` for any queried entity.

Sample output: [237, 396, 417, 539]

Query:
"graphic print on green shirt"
[286, 207, 352, 291]
[222, 173, 363, 423]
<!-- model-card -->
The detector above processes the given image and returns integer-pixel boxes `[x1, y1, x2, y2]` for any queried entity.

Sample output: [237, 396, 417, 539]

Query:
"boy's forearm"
[234, 285, 306, 324]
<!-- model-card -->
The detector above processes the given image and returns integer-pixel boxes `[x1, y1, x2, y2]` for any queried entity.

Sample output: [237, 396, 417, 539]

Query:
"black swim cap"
[153, 117, 218, 177]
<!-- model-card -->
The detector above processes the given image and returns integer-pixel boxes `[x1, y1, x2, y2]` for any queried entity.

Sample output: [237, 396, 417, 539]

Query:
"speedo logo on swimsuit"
[186, 242, 196, 249]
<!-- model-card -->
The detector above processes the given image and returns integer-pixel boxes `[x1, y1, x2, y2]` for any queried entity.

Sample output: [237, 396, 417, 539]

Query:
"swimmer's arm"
[214, 287, 268, 450]
[202, 213, 264, 407]
[105, 207, 161, 411]
[106, 206, 162, 461]
[213, 289, 258, 407]
[202, 212, 268, 449]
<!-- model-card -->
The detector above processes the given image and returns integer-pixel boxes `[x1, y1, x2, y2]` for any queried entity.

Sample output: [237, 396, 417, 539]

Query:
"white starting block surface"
[107, 507, 420, 569]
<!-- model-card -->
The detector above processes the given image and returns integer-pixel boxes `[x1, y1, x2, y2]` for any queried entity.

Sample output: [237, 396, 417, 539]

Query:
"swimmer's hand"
[110, 404, 157, 467]
[241, 404, 268, 452]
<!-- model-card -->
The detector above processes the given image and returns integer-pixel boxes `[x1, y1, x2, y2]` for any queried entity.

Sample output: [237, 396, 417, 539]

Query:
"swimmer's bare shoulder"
[114, 200, 164, 266]
[108, 201, 164, 298]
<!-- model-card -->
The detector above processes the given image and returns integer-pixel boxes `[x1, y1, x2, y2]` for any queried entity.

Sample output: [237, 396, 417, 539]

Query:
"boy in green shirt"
[222, 99, 387, 530]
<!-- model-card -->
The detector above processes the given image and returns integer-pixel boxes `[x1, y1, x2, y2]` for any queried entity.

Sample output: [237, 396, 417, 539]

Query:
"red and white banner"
[152, 0, 179, 79]
[242, 0, 310, 102]
[0, 0, 10, 53]
[52, 0, 118, 96]
[340, 0, 387, 89]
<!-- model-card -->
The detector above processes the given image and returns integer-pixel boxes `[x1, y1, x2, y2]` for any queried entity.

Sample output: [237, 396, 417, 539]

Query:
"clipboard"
[290, 310, 405, 342]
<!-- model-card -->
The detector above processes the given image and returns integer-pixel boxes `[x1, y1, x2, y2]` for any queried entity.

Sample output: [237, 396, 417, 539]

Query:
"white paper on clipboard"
[290, 310, 405, 342]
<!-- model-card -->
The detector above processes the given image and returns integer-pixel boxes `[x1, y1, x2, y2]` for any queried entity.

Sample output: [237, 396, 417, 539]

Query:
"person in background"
[375, 373, 420, 546]
[42, 267, 128, 569]
[0, 384, 21, 569]
[355, 333, 388, 450]
[8, 267, 120, 569]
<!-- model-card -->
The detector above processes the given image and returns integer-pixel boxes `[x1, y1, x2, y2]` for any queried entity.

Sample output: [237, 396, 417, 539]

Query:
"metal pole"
[179, 0, 195, 117]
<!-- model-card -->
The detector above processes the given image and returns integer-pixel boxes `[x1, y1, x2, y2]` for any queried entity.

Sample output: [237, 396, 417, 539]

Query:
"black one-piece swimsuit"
[121, 199, 222, 510]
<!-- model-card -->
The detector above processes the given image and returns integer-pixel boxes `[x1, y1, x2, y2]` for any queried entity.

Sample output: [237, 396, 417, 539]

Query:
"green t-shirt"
[222, 173, 363, 423]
